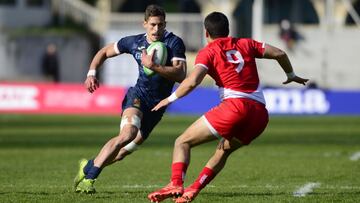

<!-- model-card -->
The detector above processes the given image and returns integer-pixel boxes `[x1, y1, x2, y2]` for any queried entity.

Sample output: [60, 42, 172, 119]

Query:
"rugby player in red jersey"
[148, 11, 308, 203]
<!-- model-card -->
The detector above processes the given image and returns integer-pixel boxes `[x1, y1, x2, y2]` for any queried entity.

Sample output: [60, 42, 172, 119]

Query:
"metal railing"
[52, 0, 102, 32]
[51, 0, 204, 50]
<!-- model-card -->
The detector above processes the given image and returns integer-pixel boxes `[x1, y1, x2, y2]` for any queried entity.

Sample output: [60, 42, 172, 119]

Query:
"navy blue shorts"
[121, 87, 166, 139]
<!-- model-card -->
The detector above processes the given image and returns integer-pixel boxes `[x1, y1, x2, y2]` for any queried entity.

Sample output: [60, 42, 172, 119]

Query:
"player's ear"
[205, 30, 209, 38]
[143, 20, 147, 28]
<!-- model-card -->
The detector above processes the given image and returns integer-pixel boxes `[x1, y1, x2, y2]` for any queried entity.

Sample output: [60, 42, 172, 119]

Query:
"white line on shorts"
[293, 182, 320, 197]
[349, 151, 360, 161]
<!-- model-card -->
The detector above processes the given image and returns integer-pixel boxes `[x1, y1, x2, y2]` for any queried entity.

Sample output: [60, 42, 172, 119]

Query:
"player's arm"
[141, 50, 187, 83]
[263, 44, 308, 85]
[85, 43, 120, 93]
[153, 59, 187, 83]
[152, 65, 207, 111]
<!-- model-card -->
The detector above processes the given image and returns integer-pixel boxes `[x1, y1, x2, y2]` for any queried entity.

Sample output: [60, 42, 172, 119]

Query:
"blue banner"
[167, 87, 360, 115]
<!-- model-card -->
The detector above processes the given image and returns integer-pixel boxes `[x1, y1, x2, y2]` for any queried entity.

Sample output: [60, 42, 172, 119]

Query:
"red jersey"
[195, 37, 266, 104]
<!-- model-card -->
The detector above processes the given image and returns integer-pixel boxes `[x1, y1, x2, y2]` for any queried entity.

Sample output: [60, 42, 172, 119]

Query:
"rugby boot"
[174, 187, 200, 203]
[148, 182, 183, 202]
[73, 158, 88, 190]
[75, 178, 96, 194]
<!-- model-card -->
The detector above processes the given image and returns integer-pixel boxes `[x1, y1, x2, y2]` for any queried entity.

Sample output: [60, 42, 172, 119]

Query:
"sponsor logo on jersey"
[137, 46, 146, 51]
[135, 52, 142, 60]
[133, 98, 141, 108]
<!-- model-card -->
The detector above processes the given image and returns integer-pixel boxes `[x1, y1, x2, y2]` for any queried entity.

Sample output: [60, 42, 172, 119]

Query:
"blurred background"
[2, 2, 360, 202]
[0, 0, 359, 115]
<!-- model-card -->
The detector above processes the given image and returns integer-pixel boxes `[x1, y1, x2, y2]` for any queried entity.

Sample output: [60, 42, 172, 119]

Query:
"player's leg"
[76, 96, 166, 194]
[112, 131, 144, 162]
[75, 107, 142, 193]
[169, 116, 218, 187]
[112, 106, 163, 162]
[148, 116, 217, 202]
[172, 116, 218, 164]
[94, 107, 142, 169]
[177, 99, 269, 202]
[150, 102, 224, 201]
[176, 138, 243, 203]
[206, 137, 243, 172]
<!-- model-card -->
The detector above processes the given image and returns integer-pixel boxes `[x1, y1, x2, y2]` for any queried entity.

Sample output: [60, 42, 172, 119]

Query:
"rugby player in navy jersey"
[73, 4, 187, 194]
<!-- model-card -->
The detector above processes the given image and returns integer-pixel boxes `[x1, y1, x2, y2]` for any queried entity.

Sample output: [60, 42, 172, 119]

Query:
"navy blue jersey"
[115, 31, 186, 109]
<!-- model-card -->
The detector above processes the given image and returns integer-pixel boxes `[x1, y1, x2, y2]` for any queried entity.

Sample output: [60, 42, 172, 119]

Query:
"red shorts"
[204, 98, 269, 145]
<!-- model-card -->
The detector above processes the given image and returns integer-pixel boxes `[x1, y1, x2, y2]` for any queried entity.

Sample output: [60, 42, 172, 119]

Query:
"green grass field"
[0, 114, 360, 202]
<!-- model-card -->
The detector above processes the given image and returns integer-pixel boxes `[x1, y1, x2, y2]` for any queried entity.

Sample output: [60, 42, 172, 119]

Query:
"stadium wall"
[0, 33, 96, 83]
[258, 25, 360, 90]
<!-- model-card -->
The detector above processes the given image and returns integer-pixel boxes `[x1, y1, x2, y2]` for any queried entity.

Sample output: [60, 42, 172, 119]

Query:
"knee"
[218, 141, 240, 155]
[217, 138, 243, 155]
[120, 115, 141, 131]
[213, 148, 233, 161]
[174, 135, 190, 148]
[221, 148, 235, 156]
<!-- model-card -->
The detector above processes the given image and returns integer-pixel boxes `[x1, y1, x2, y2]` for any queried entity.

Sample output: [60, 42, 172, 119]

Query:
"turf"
[0, 114, 359, 202]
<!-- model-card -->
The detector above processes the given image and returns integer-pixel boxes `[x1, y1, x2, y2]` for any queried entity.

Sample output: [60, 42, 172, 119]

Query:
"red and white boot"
[148, 182, 183, 202]
[174, 187, 200, 203]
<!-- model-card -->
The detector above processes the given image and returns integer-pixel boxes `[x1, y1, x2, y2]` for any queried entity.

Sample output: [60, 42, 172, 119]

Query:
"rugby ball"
[143, 41, 167, 76]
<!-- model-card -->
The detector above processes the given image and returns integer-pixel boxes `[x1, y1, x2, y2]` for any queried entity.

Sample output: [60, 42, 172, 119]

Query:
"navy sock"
[83, 159, 94, 175]
[86, 166, 102, 180]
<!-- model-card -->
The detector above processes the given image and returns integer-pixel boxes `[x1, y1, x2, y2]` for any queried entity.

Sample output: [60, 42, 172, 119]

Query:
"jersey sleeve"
[169, 37, 186, 61]
[116, 36, 133, 54]
[248, 39, 266, 58]
[195, 48, 213, 70]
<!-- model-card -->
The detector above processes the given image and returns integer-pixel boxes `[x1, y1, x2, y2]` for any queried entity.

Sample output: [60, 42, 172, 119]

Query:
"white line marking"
[122, 184, 161, 188]
[323, 152, 340, 157]
[5, 183, 360, 191]
[350, 151, 360, 161]
[293, 182, 320, 197]
[121, 184, 360, 190]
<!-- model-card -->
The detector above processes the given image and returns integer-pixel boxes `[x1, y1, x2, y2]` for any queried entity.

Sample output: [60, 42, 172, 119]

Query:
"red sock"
[190, 167, 216, 190]
[171, 162, 188, 186]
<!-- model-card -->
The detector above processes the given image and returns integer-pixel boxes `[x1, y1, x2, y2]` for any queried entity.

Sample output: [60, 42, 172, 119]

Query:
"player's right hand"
[141, 49, 155, 69]
[283, 76, 309, 85]
[85, 76, 100, 93]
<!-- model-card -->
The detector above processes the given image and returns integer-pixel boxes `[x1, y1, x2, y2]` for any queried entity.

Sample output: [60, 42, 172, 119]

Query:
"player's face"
[144, 16, 166, 42]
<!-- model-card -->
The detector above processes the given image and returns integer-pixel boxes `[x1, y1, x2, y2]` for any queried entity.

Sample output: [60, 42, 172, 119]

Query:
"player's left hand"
[141, 49, 155, 69]
[152, 98, 170, 111]
[283, 76, 309, 85]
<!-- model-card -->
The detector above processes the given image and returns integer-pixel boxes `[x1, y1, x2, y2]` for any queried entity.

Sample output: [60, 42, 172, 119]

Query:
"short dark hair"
[144, 4, 166, 21]
[204, 12, 229, 38]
